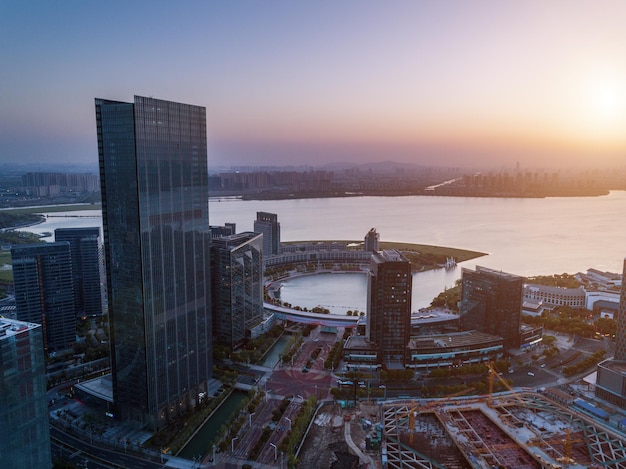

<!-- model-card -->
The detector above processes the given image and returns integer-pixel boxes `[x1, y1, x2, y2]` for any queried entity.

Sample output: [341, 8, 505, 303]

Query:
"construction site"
[300, 385, 626, 469]
[381, 388, 626, 469]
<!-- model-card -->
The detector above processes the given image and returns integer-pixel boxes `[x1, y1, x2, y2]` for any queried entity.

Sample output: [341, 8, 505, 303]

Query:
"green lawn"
[280, 239, 487, 271]
[380, 241, 487, 263]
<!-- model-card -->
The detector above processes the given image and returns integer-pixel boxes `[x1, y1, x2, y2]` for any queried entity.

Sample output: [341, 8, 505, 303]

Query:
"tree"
[595, 317, 617, 336]
[542, 335, 557, 346]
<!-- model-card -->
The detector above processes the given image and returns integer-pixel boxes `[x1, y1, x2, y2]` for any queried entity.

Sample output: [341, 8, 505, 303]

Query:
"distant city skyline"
[2, 1, 626, 169]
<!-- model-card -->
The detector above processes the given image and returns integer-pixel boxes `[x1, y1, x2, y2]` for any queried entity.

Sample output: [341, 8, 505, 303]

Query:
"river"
[18, 191, 626, 310]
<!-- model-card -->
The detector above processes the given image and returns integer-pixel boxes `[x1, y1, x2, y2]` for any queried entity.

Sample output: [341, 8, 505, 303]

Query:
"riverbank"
[0, 203, 101, 215]
[233, 186, 611, 201]
[280, 239, 487, 272]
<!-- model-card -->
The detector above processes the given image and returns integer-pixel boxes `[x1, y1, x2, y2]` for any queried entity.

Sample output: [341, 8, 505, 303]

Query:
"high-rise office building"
[459, 265, 523, 348]
[55, 227, 103, 317]
[0, 318, 51, 469]
[366, 250, 412, 368]
[595, 258, 626, 408]
[616, 258, 626, 361]
[96, 96, 212, 429]
[11, 242, 75, 353]
[211, 232, 264, 349]
[364, 228, 380, 252]
[254, 211, 280, 256]
[210, 223, 236, 239]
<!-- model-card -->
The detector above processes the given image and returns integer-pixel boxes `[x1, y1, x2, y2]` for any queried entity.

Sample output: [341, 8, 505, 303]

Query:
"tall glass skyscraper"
[96, 96, 212, 429]
[595, 258, 626, 408]
[366, 250, 412, 367]
[459, 265, 523, 348]
[11, 242, 75, 353]
[0, 318, 51, 469]
[55, 227, 103, 317]
[211, 232, 264, 349]
[615, 258, 626, 361]
[254, 211, 281, 256]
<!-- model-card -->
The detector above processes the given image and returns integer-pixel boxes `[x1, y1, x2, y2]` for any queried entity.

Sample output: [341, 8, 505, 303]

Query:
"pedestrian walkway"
[344, 418, 377, 468]
[204, 453, 281, 468]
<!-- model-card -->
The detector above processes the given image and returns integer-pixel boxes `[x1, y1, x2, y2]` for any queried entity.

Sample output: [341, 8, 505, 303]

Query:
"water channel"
[259, 334, 292, 368]
[177, 389, 248, 460]
[178, 334, 291, 459]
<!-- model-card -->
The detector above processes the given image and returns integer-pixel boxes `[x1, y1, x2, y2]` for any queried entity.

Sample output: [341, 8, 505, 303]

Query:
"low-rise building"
[523, 284, 586, 308]
[407, 331, 504, 371]
[343, 330, 505, 372]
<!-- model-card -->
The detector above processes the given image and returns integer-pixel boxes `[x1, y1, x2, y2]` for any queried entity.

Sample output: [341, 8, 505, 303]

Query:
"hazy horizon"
[1, 1, 625, 169]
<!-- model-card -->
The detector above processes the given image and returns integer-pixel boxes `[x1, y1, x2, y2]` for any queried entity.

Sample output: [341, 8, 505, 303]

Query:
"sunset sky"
[1, 1, 625, 169]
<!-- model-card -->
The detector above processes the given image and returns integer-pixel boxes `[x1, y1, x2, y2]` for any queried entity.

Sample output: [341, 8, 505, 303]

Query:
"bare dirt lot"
[298, 401, 381, 469]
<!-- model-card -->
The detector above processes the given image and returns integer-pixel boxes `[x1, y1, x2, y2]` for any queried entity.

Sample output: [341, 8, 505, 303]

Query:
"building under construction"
[380, 391, 626, 469]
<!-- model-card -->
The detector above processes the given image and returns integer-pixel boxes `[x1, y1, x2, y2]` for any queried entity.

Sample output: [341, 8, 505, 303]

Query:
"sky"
[1, 1, 626, 170]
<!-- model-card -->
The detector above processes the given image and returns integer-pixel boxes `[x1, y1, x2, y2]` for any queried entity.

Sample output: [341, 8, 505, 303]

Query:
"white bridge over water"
[263, 302, 361, 327]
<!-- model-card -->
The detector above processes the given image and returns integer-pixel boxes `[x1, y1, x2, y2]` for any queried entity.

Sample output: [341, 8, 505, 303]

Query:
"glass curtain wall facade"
[615, 258, 626, 361]
[55, 227, 103, 317]
[211, 232, 263, 350]
[0, 319, 51, 469]
[254, 211, 280, 256]
[366, 250, 412, 367]
[11, 242, 75, 353]
[96, 96, 212, 429]
[459, 266, 523, 348]
[595, 259, 626, 408]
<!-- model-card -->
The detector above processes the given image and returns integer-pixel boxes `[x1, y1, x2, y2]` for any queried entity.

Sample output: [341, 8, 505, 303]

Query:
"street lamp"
[270, 442, 278, 461]
[249, 412, 255, 428]
[231, 436, 238, 454]
[379, 384, 386, 399]
[285, 416, 291, 430]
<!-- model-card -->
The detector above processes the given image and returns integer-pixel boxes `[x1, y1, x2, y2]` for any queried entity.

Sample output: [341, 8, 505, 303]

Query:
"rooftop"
[599, 359, 626, 374]
[0, 317, 39, 339]
[471, 265, 524, 281]
[373, 249, 408, 263]
[74, 373, 114, 403]
[409, 330, 502, 350]
[411, 308, 458, 325]
[524, 283, 585, 295]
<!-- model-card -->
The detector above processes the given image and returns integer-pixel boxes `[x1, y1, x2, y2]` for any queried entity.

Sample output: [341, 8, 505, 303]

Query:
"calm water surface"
[21, 192, 626, 310]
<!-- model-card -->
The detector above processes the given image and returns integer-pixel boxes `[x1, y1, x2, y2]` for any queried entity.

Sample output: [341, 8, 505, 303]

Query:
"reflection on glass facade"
[615, 259, 626, 361]
[459, 265, 523, 348]
[254, 211, 280, 256]
[11, 242, 75, 353]
[96, 96, 211, 429]
[211, 232, 263, 349]
[0, 319, 51, 469]
[366, 250, 412, 367]
[55, 227, 103, 317]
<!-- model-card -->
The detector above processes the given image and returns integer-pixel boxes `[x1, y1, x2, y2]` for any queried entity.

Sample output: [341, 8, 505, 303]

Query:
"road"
[232, 398, 278, 459]
[50, 427, 164, 469]
[257, 400, 300, 465]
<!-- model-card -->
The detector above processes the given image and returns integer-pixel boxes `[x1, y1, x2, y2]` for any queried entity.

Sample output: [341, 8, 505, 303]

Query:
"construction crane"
[397, 386, 476, 444]
[486, 362, 587, 468]
[485, 361, 526, 408]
